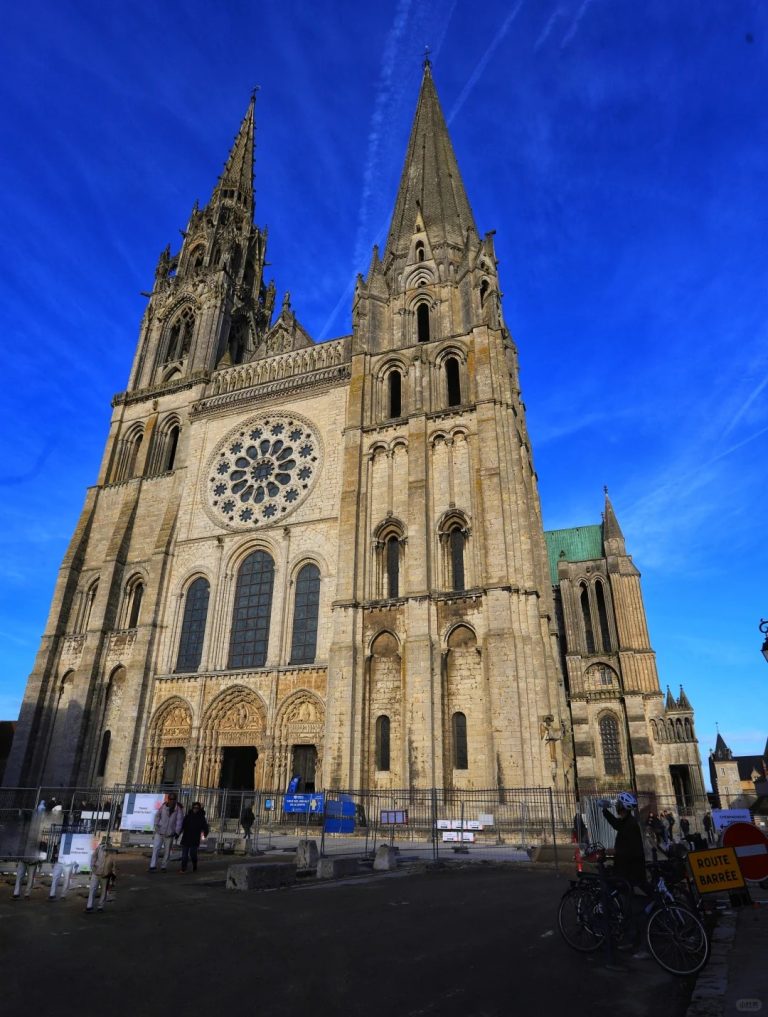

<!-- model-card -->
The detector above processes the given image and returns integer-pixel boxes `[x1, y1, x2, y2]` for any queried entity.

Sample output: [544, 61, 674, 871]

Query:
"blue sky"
[1, 1, 767, 783]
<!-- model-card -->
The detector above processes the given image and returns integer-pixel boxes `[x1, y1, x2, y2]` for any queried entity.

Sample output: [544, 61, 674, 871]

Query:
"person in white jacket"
[149, 793, 184, 871]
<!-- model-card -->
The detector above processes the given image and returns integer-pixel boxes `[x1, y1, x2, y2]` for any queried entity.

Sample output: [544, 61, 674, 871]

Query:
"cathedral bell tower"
[326, 61, 570, 792]
[127, 95, 275, 395]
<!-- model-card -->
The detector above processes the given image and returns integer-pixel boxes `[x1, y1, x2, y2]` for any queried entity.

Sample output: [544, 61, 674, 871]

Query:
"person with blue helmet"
[602, 791, 646, 886]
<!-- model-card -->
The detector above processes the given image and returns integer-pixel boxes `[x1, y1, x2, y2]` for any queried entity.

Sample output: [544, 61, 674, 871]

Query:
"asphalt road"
[0, 857, 695, 1017]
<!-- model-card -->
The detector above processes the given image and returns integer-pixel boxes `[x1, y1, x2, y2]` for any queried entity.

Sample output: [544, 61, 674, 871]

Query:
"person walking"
[149, 793, 184, 871]
[179, 802, 209, 873]
[240, 803, 255, 840]
[666, 811, 676, 843]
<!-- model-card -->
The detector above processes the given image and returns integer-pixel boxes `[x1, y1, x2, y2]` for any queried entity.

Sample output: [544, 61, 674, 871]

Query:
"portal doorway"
[292, 744, 317, 792]
[220, 746, 257, 791]
[161, 747, 185, 786]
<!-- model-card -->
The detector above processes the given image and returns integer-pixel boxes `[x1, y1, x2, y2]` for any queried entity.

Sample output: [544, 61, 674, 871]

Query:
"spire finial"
[423, 45, 431, 69]
[603, 484, 608, 495]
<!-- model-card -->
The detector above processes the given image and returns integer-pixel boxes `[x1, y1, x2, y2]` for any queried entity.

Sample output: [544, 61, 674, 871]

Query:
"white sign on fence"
[58, 832, 94, 871]
[120, 793, 165, 832]
[442, 831, 475, 843]
[478, 813, 494, 827]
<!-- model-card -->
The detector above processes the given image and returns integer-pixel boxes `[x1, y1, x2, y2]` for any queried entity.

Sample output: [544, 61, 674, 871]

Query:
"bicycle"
[557, 844, 710, 976]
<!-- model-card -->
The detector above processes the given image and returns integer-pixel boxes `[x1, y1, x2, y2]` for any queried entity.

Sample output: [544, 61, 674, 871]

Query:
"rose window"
[204, 413, 321, 530]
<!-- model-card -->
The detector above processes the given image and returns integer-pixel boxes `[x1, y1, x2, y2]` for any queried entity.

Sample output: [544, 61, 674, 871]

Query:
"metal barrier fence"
[0, 783, 745, 868]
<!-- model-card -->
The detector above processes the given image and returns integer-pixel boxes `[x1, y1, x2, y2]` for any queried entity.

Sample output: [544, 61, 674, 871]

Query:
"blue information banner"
[283, 793, 325, 815]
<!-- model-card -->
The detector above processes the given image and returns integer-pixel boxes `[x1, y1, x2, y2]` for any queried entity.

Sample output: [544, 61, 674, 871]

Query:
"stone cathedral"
[4, 66, 704, 807]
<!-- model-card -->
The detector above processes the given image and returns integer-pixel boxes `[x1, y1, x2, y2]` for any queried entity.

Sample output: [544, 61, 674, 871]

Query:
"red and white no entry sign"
[722, 822, 768, 882]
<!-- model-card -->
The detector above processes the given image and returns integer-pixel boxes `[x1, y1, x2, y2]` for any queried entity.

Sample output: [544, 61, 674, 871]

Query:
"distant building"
[709, 732, 768, 807]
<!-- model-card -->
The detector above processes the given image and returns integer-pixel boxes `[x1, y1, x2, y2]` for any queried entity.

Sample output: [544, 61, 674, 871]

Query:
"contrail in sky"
[448, 1, 524, 124]
[722, 367, 768, 438]
[535, 6, 563, 51]
[561, 0, 596, 49]
[352, 0, 412, 274]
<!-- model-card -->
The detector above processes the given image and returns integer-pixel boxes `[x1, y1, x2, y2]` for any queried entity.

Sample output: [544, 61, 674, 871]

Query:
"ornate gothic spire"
[210, 94, 256, 217]
[385, 63, 478, 260]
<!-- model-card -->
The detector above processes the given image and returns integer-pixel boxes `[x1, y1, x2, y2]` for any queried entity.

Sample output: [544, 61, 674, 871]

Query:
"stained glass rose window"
[204, 413, 321, 529]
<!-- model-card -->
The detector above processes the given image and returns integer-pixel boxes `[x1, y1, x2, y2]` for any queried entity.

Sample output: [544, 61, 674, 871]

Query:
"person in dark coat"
[179, 802, 209, 873]
[680, 816, 691, 848]
[602, 791, 646, 887]
[703, 812, 715, 844]
[240, 803, 255, 839]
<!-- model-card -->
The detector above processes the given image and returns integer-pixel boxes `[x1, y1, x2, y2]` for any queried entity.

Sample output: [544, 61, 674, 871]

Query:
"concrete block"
[297, 840, 319, 870]
[226, 862, 296, 891]
[316, 856, 360, 880]
[373, 845, 398, 871]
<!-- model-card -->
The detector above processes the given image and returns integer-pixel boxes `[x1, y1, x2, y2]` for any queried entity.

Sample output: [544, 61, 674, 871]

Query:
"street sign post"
[687, 847, 746, 894]
[722, 822, 768, 882]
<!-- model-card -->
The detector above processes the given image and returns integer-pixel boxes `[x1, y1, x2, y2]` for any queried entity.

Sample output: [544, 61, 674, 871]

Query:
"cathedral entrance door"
[220, 746, 258, 818]
[220, 746, 257, 790]
[161, 747, 185, 786]
[292, 744, 317, 792]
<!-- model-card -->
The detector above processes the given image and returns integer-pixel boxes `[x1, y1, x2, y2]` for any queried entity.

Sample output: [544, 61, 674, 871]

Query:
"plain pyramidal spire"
[210, 93, 256, 217]
[385, 62, 478, 259]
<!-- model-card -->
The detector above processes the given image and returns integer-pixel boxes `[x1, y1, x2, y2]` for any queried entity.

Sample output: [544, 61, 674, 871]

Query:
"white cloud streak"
[561, 0, 597, 50]
[448, 1, 525, 124]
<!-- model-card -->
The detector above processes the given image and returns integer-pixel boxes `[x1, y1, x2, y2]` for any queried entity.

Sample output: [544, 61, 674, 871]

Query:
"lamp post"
[761, 619, 768, 664]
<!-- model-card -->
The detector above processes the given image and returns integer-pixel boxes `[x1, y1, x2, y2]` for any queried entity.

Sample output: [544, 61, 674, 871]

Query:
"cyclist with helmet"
[602, 791, 646, 887]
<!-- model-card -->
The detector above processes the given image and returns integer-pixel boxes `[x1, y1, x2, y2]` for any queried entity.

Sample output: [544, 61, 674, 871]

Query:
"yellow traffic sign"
[688, 847, 746, 894]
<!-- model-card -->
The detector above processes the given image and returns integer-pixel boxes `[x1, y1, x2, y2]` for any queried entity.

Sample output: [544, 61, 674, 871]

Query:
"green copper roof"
[544, 525, 604, 585]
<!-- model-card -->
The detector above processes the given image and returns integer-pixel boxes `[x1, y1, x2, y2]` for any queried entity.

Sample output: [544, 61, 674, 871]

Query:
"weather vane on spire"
[423, 45, 431, 69]
[250, 85, 261, 103]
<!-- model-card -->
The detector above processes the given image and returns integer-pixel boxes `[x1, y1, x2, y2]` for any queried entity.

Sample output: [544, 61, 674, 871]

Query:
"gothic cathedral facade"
[4, 67, 704, 806]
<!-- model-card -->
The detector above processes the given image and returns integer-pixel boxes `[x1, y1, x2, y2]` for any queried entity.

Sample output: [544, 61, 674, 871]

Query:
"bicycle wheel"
[557, 884, 604, 952]
[645, 904, 710, 976]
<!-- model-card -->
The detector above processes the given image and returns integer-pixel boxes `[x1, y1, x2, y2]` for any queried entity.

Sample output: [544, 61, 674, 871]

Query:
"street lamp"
[761, 619, 768, 664]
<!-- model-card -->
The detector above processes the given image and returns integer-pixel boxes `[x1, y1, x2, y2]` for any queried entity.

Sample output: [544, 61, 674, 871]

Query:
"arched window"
[684, 718, 693, 740]
[228, 551, 275, 669]
[452, 712, 468, 769]
[77, 580, 99, 633]
[416, 303, 430, 343]
[97, 730, 111, 778]
[375, 715, 390, 771]
[599, 714, 622, 776]
[290, 563, 321, 664]
[388, 370, 402, 419]
[580, 583, 595, 654]
[176, 577, 210, 673]
[386, 535, 400, 598]
[480, 279, 489, 307]
[445, 357, 461, 406]
[165, 425, 180, 472]
[450, 527, 466, 592]
[124, 430, 144, 479]
[127, 581, 144, 629]
[190, 245, 206, 270]
[415, 241, 425, 262]
[595, 580, 612, 651]
[166, 306, 195, 362]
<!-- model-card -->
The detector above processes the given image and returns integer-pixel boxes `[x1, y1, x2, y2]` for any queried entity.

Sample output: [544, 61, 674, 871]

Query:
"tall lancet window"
[386, 535, 400, 599]
[599, 714, 622, 776]
[228, 551, 274, 669]
[388, 370, 402, 418]
[445, 357, 461, 406]
[580, 583, 595, 654]
[416, 303, 430, 343]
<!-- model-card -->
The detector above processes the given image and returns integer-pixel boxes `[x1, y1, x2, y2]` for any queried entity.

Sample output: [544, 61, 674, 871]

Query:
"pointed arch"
[228, 549, 275, 669]
[289, 562, 321, 664]
[176, 576, 210, 673]
[599, 712, 623, 776]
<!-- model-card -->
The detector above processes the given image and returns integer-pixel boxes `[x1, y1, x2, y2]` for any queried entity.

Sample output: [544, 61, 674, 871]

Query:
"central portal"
[292, 744, 317, 792]
[220, 746, 257, 791]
